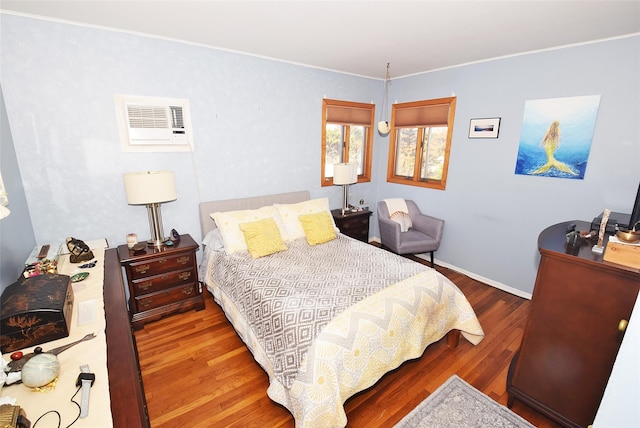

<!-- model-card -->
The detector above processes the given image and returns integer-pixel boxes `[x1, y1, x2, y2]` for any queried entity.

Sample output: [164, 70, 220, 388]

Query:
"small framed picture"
[468, 117, 501, 139]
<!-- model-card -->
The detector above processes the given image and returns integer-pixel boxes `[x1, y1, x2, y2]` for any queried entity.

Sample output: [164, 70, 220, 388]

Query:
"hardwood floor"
[135, 258, 562, 428]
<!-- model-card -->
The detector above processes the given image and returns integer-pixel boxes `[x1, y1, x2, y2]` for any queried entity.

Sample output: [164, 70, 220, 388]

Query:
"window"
[321, 99, 374, 186]
[386, 97, 456, 190]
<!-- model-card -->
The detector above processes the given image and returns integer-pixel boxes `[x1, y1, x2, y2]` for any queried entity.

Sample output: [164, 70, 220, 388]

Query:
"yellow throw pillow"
[211, 205, 286, 254]
[299, 211, 337, 245]
[239, 217, 287, 258]
[275, 197, 338, 241]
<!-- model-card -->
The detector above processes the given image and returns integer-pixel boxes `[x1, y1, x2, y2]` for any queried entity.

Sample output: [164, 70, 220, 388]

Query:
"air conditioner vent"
[115, 95, 194, 152]
[127, 105, 169, 129]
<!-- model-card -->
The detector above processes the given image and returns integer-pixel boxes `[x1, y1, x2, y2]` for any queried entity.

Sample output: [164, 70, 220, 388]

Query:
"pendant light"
[377, 63, 391, 135]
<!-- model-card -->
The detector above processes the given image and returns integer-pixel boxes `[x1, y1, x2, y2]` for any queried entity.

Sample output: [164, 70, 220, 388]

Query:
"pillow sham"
[390, 211, 412, 232]
[239, 218, 287, 258]
[202, 229, 225, 252]
[210, 205, 286, 254]
[299, 211, 337, 245]
[275, 197, 338, 241]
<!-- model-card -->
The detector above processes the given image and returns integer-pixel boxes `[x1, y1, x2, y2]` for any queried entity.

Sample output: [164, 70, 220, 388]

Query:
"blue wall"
[0, 87, 36, 292]
[1, 13, 638, 296]
[380, 36, 640, 295]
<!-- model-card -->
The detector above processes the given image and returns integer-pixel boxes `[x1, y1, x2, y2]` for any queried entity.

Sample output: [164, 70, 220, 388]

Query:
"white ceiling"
[2, 1, 639, 79]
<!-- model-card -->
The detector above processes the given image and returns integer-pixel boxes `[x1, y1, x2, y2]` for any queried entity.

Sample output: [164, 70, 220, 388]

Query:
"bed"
[198, 191, 484, 428]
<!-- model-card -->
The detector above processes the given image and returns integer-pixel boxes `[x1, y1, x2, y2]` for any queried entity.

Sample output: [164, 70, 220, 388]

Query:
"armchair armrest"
[412, 213, 444, 242]
[378, 216, 402, 250]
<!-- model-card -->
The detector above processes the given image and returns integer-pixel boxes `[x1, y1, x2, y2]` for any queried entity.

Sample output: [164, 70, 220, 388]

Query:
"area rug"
[394, 375, 535, 428]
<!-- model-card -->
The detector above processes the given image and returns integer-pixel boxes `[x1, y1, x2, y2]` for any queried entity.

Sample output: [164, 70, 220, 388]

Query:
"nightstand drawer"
[135, 283, 198, 312]
[132, 267, 195, 295]
[331, 209, 372, 243]
[339, 216, 369, 231]
[128, 252, 194, 279]
[345, 226, 368, 241]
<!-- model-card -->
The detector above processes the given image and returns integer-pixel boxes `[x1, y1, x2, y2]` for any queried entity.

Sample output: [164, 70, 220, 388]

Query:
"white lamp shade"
[123, 171, 177, 205]
[333, 163, 358, 185]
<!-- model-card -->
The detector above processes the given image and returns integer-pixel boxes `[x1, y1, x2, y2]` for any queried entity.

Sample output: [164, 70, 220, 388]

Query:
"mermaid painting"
[514, 95, 601, 180]
[531, 120, 577, 175]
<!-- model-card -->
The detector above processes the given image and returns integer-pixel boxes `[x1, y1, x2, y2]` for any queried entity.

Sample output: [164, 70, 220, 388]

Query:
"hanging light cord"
[380, 63, 390, 122]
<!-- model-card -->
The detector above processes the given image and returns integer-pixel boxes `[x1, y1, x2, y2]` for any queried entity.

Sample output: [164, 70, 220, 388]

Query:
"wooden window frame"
[321, 98, 374, 187]
[386, 97, 456, 190]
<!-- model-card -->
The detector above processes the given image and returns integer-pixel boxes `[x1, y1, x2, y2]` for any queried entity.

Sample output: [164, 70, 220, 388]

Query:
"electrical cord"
[32, 386, 82, 428]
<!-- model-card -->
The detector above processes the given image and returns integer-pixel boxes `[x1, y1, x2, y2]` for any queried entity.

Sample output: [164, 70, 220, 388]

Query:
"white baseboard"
[369, 238, 532, 300]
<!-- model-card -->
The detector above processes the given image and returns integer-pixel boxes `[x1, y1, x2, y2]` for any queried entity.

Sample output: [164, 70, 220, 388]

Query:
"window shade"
[394, 103, 450, 127]
[326, 105, 372, 126]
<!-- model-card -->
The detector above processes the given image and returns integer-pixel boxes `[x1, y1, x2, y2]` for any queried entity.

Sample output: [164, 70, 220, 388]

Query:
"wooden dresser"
[117, 234, 205, 330]
[331, 209, 372, 242]
[507, 220, 640, 428]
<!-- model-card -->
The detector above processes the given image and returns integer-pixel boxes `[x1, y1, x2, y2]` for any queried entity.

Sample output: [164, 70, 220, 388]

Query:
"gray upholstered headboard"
[198, 190, 310, 239]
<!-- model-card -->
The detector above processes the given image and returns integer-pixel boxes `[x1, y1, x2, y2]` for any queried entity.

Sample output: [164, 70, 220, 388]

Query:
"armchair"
[377, 199, 444, 268]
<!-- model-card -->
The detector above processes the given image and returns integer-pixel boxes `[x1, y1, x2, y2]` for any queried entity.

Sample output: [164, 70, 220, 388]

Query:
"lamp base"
[146, 203, 168, 248]
[146, 238, 169, 247]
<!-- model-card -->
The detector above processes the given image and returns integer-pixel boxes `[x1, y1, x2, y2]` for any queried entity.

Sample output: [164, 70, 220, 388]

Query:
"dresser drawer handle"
[139, 299, 151, 309]
[178, 272, 192, 281]
[182, 285, 194, 295]
[176, 256, 190, 265]
[139, 281, 153, 291]
[618, 319, 628, 332]
[134, 264, 150, 274]
[157, 258, 167, 264]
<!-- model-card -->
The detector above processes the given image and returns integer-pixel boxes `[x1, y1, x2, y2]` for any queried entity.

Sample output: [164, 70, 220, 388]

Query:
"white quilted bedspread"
[201, 235, 484, 428]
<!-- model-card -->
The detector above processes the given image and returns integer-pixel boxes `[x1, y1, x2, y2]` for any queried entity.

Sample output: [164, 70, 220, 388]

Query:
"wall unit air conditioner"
[115, 94, 194, 152]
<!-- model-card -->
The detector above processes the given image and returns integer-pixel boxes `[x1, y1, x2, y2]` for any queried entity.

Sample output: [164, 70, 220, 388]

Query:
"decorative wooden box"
[0, 274, 74, 353]
[603, 241, 640, 270]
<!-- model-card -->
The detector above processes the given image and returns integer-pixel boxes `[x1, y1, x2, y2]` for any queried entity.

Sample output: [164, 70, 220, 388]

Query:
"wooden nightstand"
[117, 234, 205, 330]
[331, 209, 372, 242]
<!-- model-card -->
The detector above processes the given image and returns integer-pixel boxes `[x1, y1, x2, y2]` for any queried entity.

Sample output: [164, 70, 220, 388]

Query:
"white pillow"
[275, 197, 338, 241]
[210, 205, 286, 254]
[390, 211, 412, 232]
[202, 229, 225, 252]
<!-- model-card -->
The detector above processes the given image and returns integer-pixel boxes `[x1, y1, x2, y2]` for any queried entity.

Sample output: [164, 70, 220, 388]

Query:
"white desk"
[1, 247, 113, 427]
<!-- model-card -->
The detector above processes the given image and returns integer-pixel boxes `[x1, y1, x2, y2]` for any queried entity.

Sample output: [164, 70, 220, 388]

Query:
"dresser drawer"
[135, 283, 198, 312]
[132, 267, 196, 295]
[128, 252, 194, 279]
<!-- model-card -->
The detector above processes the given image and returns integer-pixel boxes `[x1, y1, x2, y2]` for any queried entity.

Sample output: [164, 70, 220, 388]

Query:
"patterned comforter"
[201, 234, 484, 428]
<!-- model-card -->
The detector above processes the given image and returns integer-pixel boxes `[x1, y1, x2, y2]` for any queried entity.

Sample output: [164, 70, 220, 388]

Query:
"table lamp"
[123, 171, 176, 247]
[333, 163, 358, 215]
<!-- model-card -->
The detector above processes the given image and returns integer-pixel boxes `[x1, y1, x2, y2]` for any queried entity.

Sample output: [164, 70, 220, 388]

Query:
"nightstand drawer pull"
[157, 258, 167, 264]
[178, 272, 192, 281]
[182, 285, 194, 295]
[139, 281, 153, 291]
[176, 256, 190, 265]
[134, 264, 150, 274]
